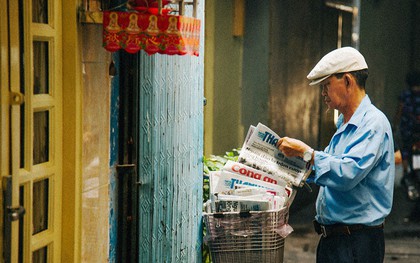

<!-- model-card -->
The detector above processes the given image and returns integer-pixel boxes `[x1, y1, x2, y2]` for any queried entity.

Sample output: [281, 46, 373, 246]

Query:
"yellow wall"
[80, 22, 111, 262]
[204, 0, 245, 156]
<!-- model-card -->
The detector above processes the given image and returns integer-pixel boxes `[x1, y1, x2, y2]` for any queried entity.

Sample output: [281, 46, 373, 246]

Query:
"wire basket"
[203, 207, 289, 263]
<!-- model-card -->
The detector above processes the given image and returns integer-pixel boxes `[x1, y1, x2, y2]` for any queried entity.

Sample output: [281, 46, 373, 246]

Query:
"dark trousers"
[316, 227, 385, 263]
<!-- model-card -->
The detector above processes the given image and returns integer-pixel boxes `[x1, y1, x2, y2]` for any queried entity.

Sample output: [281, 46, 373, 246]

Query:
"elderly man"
[278, 47, 394, 263]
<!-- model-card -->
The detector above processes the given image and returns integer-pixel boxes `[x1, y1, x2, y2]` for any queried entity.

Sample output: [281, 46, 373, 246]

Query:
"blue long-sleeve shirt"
[313, 95, 395, 226]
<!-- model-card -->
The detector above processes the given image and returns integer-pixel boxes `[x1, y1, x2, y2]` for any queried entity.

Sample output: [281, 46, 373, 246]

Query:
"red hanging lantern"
[103, 9, 201, 56]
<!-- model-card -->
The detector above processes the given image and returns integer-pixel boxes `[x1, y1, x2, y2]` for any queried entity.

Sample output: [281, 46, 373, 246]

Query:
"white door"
[1, 0, 62, 262]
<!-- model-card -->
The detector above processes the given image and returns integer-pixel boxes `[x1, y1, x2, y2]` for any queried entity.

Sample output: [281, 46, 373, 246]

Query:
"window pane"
[33, 179, 49, 234]
[32, 0, 48, 23]
[33, 111, 49, 164]
[33, 41, 49, 94]
[33, 246, 48, 263]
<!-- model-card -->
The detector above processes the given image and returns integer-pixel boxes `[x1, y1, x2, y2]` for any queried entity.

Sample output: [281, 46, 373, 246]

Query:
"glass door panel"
[33, 41, 49, 95]
[33, 246, 48, 263]
[33, 111, 50, 165]
[32, 0, 48, 24]
[33, 178, 49, 234]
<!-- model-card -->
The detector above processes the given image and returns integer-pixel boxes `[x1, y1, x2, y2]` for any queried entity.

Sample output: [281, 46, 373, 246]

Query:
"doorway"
[319, 0, 360, 147]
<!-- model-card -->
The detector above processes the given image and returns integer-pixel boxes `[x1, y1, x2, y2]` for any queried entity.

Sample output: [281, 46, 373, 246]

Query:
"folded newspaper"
[222, 160, 293, 197]
[204, 123, 313, 214]
[239, 122, 312, 187]
[208, 170, 288, 212]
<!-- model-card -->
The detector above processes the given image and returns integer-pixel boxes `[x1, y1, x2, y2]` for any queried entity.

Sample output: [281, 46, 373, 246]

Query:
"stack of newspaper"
[205, 123, 312, 213]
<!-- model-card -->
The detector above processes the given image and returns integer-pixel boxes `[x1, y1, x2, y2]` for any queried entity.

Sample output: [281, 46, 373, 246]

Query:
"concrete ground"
[283, 184, 420, 263]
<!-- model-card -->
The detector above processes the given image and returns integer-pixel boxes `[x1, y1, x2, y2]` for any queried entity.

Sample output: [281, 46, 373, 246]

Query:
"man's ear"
[344, 73, 353, 87]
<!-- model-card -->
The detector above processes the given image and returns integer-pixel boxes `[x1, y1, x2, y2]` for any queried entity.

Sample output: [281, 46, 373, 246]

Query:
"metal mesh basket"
[203, 207, 289, 263]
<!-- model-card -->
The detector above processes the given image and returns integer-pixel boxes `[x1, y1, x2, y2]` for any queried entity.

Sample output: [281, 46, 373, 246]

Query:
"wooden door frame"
[1, 1, 24, 261]
[61, 0, 84, 262]
[0, 0, 11, 259]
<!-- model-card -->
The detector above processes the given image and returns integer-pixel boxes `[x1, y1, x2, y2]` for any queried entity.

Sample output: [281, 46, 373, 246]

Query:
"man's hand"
[277, 137, 311, 158]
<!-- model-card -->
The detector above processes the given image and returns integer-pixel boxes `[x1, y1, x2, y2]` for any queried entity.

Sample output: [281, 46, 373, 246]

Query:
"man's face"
[319, 75, 348, 111]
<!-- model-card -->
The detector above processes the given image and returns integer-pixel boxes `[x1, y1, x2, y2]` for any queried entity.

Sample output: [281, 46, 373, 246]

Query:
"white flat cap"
[307, 47, 368, 86]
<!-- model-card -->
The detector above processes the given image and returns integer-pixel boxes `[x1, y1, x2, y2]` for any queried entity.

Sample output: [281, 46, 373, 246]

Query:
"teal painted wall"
[136, 4, 205, 263]
[109, 53, 119, 263]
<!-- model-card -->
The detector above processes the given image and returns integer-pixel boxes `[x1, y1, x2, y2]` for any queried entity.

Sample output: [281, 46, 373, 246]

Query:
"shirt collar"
[336, 95, 370, 129]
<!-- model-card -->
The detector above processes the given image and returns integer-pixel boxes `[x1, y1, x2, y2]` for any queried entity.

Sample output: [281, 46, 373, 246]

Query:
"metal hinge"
[116, 163, 143, 186]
